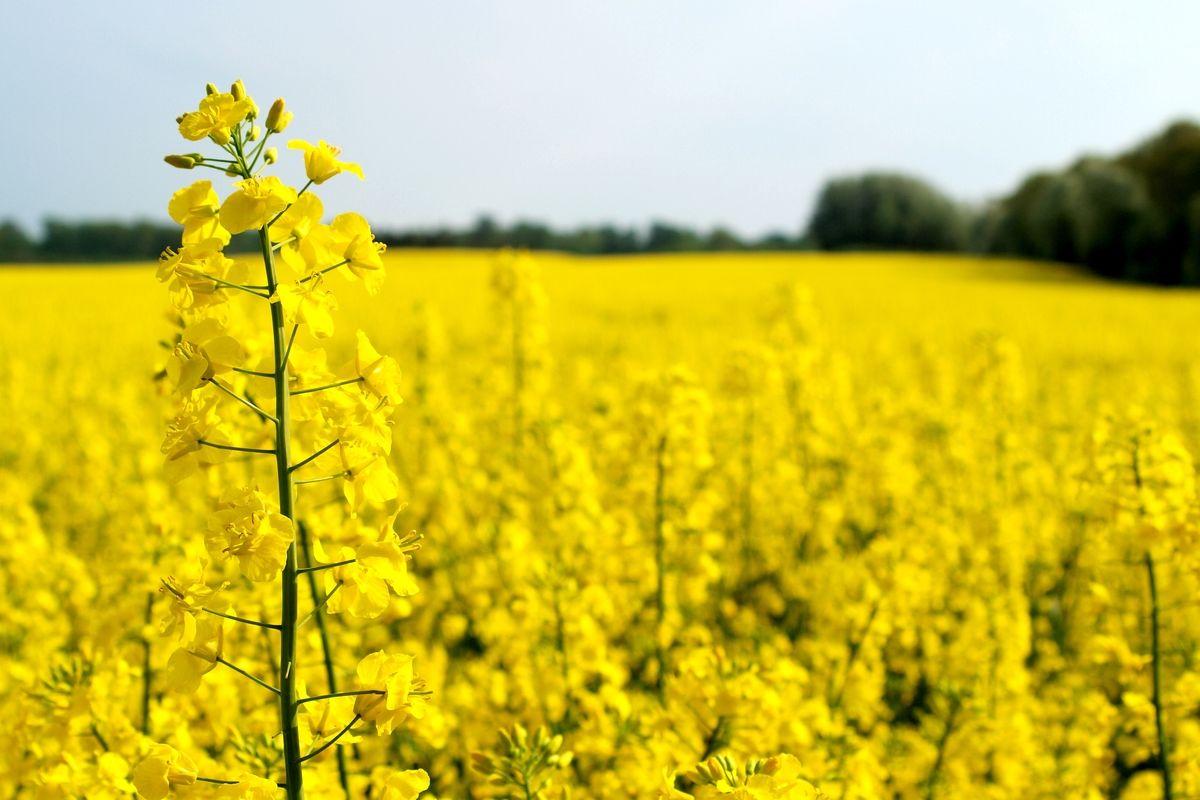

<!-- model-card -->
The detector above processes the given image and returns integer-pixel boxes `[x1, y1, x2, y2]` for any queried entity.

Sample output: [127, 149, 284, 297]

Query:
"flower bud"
[248, 124, 261, 142]
[225, 165, 240, 177]
[266, 98, 292, 133]
[231, 79, 246, 101]
[264, 147, 278, 164]
[164, 155, 197, 170]
[205, 82, 218, 96]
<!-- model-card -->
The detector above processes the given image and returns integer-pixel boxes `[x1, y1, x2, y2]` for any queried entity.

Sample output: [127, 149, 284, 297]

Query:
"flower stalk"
[147, 79, 429, 800]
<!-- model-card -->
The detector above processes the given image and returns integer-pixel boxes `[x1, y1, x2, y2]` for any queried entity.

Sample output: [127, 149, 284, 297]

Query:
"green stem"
[90, 723, 109, 751]
[700, 715, 729, 760]
[203, 606, 282, 630]
[300, 713, 362, 763]
[196, 776, 290, 789]
[1146, 551, 1174, 800]
[298, 521, 352, 797]
[201, 273, 269, 297]
[260, 222, 305, 799]
[653, 433, 667, 702]
[924, 696, 960, 800]
[141, 593, 153, 735]
[299, 582, 342, 629]
[298, 558, 355, 575]
[211, 379, 278, 424]
[297, 689, 384, 706]
[291, 378, 363, 397]
[282, 324, 299, 370]
[198, 439, 274, 455]
[268, 179, 314, 228]
[216, 656, 281, 696]
[289, 439, 340, 473]
[299, 259, 349, 284]
[234, 367, 275, 378]
[245, 129, 273, 172]
[295, 473, 349, 486]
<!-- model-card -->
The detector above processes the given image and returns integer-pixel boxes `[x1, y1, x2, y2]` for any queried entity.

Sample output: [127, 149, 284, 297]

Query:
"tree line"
[807, 120, 1200, 285]
[0, 216, 808, 264]
[7, 118, 1200, 283]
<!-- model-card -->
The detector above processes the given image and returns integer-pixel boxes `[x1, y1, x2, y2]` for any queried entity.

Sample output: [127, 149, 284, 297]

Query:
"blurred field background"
[6, 251, 1199, 412]
[7, 251, 1200, 796]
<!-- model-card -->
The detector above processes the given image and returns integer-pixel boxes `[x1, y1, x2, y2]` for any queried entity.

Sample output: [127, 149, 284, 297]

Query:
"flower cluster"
[140, 80, 429, 799]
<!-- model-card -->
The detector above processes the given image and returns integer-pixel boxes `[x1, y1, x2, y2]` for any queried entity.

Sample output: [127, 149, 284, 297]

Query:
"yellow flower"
[167, 317, 247, 394]
[299, 213, 386, 292]
[320, 524, 418, 619]
[275, 280, 338, 339]
[357, 525, 420, 596]
[327, 386, 395, 454]
[299, 682, 361, 753]
[288, 139, 365, 184]
[338, 442, 400, 511]
[207, 487, 295, 582]
[158, 569, 224, 645]
[161, 397, 230, 483]
[164, 615, 223, 693]
[220, 176, 298, 234]
[168, 180, 231, 245]
[371, 767, 431, 800]
[157, 238, 246, 310]
[132, 744, 198, 800]
[319, 539, 388, 619]
[356, 330, 403, 403]
[269, 192, 324, 275]
[333, 212, 386, 290]
[354, 651, 429, 734]
[179, 91, 254, 144]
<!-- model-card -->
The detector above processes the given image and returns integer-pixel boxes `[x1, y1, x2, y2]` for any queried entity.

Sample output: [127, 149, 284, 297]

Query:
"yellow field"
[4, 250, 1200, 798]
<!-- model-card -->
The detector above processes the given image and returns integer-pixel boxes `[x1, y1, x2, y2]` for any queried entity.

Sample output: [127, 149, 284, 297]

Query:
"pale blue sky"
[3, 1, 1199, 237]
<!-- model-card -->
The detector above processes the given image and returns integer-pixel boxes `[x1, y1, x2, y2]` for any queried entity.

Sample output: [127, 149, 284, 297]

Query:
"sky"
[3, 1, 1200, 238]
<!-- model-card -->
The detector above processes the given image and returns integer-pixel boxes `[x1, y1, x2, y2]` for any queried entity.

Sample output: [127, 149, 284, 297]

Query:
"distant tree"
[509, 220, 554, 250]
[981, 120, 1200, 283]
[0, 220, 34, 262]
[1066, 159, 1151, 279]
[1116, 121, 1200, 283]
[754, 231, 811, 250]
[466, 215, 503, 249]
[596, 225, 641, 253]
[807, 172, 968, 252]
[704, 227, 744, 251]
[645, 222, 701, 252]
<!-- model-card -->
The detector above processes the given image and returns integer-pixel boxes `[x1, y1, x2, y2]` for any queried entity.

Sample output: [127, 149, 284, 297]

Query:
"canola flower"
[145, 81, 428, 798]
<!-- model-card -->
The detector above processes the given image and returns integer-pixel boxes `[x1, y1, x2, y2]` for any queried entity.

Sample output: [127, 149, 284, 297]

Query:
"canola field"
[5, 249, 1200, 799]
